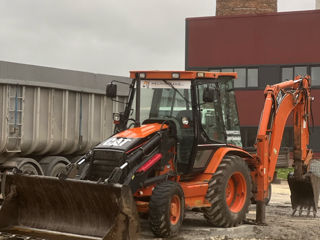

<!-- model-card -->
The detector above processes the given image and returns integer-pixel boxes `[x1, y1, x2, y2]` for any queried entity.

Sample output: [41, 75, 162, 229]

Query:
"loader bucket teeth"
[0, 174, 139, 240]
[288, 172, 320, 217]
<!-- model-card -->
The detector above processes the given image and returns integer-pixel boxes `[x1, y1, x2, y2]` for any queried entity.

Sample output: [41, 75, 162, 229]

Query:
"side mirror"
[106, 84, 117, 98]
[203, 87, 215, 103]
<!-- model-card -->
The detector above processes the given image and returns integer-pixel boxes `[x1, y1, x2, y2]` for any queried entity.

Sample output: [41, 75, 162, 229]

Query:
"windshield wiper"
[162, 80, 191, 106]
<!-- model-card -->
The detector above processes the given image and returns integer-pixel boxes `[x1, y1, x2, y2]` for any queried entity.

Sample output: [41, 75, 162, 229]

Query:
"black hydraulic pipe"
[107, 133, 162, 184]
[126, 133, 161, 168]
[142, 173, 174, 187]
[135, 75, 141, 127]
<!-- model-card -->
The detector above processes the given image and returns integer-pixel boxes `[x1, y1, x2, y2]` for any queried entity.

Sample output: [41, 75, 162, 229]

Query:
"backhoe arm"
[255, 76, 315, 223]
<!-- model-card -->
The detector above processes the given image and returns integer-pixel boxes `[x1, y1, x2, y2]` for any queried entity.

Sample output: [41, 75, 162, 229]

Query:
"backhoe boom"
[255, 76, 319, 223]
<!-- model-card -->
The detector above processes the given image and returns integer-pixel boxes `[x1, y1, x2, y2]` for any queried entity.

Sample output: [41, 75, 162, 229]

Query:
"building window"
[209, 67, 258, 88]
[234, 68, 246, 88]
[294, 66, 307, 77]
[282, 67, 293, 81]
[247, 68, 258, 87]
[311, 66, 320, 86]
[282, 66, 308, 82]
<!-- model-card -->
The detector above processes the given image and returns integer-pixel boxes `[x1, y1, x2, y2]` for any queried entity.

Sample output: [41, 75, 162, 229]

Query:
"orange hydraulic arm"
[254, 75, 312, 223]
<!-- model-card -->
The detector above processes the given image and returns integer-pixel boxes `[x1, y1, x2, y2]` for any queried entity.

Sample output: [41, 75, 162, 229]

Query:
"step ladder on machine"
[6, 85, 24, 153]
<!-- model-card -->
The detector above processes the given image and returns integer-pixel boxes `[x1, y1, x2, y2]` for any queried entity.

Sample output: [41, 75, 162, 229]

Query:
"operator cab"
[108, 71, 242, 174]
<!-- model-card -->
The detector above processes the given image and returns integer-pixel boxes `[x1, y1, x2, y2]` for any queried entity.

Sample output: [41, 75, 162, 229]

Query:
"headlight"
[172, 73, 180, 79]
[139, 73, 146, 79]
[113, 113, 121, 124]
[197, 72, 205, 78]
[181, 117, 190, 128]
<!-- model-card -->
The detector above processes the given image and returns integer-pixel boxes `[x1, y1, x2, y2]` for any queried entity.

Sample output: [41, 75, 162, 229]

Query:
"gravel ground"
[1, 181, 319, 240]
[140, 181, 320, 240]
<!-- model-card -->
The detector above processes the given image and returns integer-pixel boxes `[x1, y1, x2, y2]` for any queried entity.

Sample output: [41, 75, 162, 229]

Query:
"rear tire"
[203, 155, 252, 227]
[19, 163, 39, 175]
[40, 156, 70, 176]
[149, 181, 184, 237]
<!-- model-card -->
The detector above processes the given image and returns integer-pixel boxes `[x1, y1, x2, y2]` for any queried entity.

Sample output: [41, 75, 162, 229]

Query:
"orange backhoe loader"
[0, 71, 319, 239]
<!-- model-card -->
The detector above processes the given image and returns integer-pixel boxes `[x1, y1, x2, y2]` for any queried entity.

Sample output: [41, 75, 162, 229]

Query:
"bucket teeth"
[288, 172, 320, 218]
[292, 206, 317, 217]
[292, 208, 297, 216]
[299, 207, 303, 216]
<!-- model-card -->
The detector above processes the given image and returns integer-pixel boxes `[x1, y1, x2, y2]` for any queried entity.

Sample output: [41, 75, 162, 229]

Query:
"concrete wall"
[216, 0, 277, 16]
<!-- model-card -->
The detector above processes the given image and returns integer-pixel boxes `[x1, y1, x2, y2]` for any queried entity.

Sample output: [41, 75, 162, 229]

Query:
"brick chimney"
[216, 0, 277, 16]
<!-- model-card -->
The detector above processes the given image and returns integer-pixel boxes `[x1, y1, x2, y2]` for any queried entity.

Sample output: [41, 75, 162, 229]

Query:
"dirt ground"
[1, 181, 319, 240]
[140, 181, 320, 240]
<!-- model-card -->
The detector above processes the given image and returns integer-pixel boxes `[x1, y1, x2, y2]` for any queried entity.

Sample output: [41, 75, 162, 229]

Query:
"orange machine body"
[129, 72, 312, 223]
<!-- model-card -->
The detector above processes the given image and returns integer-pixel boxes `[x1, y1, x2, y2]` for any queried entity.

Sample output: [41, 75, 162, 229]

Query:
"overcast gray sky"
[0, 0, 316, 76]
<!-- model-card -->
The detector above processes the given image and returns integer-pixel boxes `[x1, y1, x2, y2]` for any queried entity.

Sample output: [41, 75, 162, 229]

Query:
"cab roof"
[130, 71, 237, 80]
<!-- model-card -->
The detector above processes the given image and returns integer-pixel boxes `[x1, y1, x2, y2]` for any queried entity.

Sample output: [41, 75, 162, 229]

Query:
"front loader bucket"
[0, 174, 139, 240]
[288, 161, 320, 216]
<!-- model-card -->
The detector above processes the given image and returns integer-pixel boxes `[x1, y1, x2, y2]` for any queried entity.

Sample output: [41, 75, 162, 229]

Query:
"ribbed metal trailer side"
[0, 61, 130, 176]
[0, 84, 113, 156]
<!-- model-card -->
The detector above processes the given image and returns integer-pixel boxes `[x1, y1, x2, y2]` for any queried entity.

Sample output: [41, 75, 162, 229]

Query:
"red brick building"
[216, 0, 277, 16]
[185, 8, 320, 153]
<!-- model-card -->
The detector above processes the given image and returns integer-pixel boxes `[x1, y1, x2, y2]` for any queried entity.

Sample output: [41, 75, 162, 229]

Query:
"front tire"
[203, 155, 252, 227]
[149, 181, 184, 237]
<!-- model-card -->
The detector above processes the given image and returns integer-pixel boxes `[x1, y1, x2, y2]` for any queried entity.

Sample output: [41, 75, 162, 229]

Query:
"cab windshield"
[130, 77, 241, 147]
[132, 80, 192, 124]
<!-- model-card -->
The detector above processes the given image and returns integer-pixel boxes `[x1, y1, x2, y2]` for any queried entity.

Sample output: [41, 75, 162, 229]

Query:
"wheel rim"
[170, 194, 181, 225]
[225, 172, 247, 213]
[19, 163, 39, 175]
[51, 163, 67, 177]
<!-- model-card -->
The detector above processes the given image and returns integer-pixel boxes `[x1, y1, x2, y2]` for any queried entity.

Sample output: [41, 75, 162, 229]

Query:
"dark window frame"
[206, 63, 320, 89]
[210, 67, 259, 89]
[311, 65, 320, 86]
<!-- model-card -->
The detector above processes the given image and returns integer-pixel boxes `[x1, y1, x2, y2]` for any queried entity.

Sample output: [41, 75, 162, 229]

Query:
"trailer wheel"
[1, 158, 43, 175]
[203, 155, 252, 227]
[149, 181, 184, 237]
[40, 156, 70, 177]
[19, 162, 39, 175]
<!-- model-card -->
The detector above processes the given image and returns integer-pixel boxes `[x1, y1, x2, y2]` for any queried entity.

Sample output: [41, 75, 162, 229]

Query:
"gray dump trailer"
[0, 61, 129, 176]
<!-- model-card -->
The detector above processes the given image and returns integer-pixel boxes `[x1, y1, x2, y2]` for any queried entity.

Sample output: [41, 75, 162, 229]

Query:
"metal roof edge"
[186, 9, 320, 22]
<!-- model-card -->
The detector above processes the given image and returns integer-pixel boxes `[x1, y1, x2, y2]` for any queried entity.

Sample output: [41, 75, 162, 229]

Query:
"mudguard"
[204, 147, 254, 174]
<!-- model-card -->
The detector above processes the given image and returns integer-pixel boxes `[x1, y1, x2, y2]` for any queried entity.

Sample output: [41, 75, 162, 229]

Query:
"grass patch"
[276, 167, 294, 180]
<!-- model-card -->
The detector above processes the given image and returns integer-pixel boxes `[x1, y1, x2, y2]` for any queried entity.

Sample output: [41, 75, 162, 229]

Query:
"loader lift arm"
[254, 75, 317, 223]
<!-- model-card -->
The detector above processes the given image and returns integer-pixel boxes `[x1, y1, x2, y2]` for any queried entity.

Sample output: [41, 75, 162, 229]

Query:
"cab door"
[189, 78, 242, 172]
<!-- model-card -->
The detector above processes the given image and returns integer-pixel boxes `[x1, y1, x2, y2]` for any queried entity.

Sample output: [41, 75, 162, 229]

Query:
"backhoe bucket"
[288, 160, 320, 216]
[0, 174, 139, 240]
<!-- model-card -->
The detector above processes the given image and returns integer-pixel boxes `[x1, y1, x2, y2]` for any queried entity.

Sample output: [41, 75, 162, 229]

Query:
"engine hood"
[95, 123, 167, 152]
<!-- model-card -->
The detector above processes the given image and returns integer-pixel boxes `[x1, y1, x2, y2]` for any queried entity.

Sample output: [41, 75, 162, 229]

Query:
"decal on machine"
[102, 137, 132, 147]
[141, 80, 191, 89]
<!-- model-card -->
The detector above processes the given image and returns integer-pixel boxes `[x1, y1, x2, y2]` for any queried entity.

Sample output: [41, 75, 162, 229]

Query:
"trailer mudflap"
[0, 174, 139, 240]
